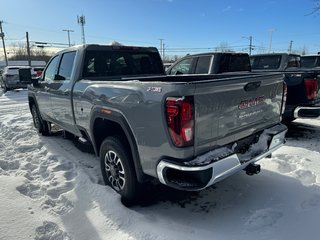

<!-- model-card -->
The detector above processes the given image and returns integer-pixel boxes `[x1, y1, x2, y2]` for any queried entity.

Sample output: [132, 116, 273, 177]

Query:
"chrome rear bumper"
[293, 106, 320, 119]
[157, 124, 287, 191]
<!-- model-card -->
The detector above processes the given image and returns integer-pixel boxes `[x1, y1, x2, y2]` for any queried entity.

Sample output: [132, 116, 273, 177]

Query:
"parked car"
[250, 53, 320, 122]
[0, 66, 32, 92]
[28, 44, 287, 205]
[31, 67, 44, 78]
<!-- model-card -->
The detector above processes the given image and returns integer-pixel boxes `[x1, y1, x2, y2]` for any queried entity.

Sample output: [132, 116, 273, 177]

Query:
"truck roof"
[184, 52, 248, 57]
[56, 44, 159, 55]
[251, 53, 300, 57]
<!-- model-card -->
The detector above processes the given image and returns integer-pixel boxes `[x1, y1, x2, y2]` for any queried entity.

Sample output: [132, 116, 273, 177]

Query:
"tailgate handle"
[244, 81, 261, 91]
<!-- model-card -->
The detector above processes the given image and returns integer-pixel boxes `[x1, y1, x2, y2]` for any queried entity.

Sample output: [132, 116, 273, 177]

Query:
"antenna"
[77, 15, 86, 45]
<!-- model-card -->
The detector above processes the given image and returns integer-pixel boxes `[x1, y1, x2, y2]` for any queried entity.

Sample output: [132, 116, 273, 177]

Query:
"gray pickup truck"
[250, 53, 320, 122]
[28, 44, 287, 205]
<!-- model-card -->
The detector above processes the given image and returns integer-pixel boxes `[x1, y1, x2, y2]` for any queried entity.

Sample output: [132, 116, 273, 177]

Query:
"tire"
[100, 136, 141, 206]
[31, 104, 50, 136]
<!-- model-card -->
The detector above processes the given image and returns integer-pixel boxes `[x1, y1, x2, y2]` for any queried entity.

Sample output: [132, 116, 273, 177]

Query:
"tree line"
[7, 43, 52, 62]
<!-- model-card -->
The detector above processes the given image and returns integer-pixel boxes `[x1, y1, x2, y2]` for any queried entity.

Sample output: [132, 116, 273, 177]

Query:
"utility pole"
[162, 42, 165, 60]
[63, 29, 74, 47]
[159, 38, 164, 59]
[268, 29, 275, 53]
[288, 40, 293, 53]
[249, 36, 253, 55]
[77, 15, 86, 45]
[0, 20, 8, 66]
[26, 32, 31, 66]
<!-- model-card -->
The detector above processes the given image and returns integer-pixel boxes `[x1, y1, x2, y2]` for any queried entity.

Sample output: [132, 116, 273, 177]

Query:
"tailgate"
[193, 73, 284, 155]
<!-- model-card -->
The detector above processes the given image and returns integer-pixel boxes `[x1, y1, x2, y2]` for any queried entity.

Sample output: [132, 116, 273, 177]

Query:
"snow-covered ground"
[0, 89, 319, 240]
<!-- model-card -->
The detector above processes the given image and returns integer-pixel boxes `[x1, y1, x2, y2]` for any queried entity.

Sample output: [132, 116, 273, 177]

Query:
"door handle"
[244, 81, 261, 91]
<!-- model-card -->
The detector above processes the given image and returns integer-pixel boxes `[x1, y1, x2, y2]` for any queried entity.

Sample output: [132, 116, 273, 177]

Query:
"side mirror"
[31, 77, 40, 87]
[54, 74, 66, 81]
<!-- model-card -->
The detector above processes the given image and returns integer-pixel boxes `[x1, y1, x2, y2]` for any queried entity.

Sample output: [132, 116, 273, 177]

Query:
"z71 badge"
[147, 87, 162, 92]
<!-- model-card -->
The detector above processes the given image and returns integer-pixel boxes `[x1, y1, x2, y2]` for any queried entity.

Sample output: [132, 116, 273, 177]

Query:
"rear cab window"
[301, 57, 318, 68]
[218, 54, 251, 73]
[82, 49, 164, 79]
[251, 55, 282, 70]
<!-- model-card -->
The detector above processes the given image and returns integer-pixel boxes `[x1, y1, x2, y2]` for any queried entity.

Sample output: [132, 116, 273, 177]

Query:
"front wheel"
[100, 136, 141, 206]
[31, 104, 50, 136]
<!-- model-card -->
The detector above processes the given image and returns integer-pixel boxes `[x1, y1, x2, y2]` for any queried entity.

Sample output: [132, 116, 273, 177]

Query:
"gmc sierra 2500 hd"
[28, 44, 287, 205]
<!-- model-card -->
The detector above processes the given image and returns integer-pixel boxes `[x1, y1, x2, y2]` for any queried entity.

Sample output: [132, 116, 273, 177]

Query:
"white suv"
[0, 66, 32, 92]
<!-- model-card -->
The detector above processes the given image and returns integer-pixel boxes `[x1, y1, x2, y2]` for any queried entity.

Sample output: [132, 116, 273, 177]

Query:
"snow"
[0, 88, 320, 240]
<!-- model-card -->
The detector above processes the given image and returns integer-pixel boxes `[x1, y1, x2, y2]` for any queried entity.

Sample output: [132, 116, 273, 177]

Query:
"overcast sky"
[0, 0, 319, 57]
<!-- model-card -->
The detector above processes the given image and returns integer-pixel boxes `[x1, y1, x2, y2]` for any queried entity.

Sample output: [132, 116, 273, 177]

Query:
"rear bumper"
[5, 82, 29, 89]
[157, 124, 287, 191]
[293, 106, 320, 118]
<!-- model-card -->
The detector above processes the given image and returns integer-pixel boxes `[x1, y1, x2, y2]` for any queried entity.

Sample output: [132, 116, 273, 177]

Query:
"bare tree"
[8, 42, 51, 62]
[215, 42, 234, 52]
[308, 0, 320, 15]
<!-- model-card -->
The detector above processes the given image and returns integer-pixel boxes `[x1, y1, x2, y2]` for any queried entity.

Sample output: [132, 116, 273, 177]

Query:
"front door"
[49, 51, 77, 134]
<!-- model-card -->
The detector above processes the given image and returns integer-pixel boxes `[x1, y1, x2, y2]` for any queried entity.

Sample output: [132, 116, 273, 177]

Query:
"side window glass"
[169, 58, 193, 75]
[58, 51, 76, 80]
[43, 56, 59, 81]
[195, 56, 211, 74]
[287, 56, 301, 68]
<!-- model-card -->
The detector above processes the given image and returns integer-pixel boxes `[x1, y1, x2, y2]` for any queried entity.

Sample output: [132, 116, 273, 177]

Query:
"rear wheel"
[31, 104, 50, 136]
[100, 136, 141, 206]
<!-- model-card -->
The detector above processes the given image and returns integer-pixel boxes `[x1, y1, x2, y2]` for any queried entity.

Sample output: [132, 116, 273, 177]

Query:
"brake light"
[304, 78, 318, 100]
[166, 96, 194, 147]
[281, 82, 287, 115]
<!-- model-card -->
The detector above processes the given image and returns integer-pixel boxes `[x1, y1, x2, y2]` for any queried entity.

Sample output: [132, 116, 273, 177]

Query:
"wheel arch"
[90, 107, 146, 182]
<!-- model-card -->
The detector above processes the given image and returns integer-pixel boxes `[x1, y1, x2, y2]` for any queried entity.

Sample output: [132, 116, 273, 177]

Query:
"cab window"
[57, 51, 76, 80]
[168, 58, 193, 75]
[43, 56, 59, 81]
[195, 56, 211, 74]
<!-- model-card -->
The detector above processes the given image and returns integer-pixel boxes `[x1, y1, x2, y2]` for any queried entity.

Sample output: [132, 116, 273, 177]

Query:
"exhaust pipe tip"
[245, 163, 261, 176]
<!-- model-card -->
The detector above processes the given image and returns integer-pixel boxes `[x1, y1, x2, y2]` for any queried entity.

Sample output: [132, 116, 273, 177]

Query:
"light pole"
[63, 29, 74, 47]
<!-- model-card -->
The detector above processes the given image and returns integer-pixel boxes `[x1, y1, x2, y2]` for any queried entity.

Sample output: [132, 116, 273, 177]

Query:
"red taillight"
[281, 82, 287, 115]
[304, 78, 318, 100]
[166, 96, 194, 147]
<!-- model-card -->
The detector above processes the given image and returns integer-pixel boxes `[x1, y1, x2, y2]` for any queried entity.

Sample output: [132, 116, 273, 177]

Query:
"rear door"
[193, 73, 284, 155]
